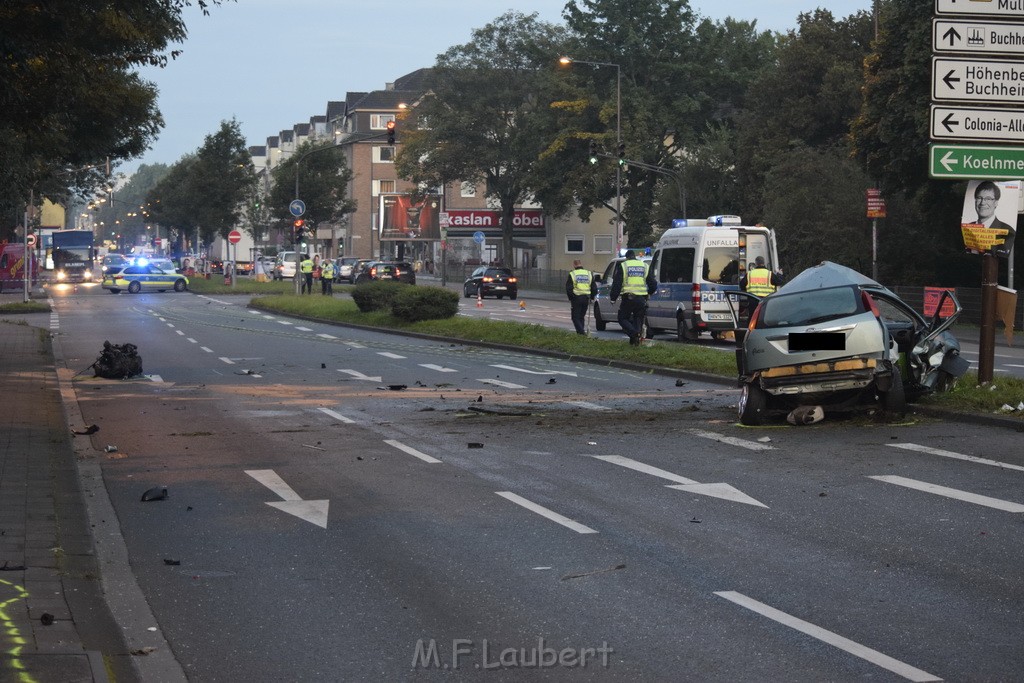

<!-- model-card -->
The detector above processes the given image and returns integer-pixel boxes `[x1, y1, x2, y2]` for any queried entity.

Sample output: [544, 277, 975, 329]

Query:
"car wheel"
[677, 316, 699, 342]
[108, 288, 120, 294]
[880, 373, 907, 419]
[464, 284, 473, 298]
[496, 294, 504, 300]
[509, 290, 517, 300]
[594, 304, 607, 331]
[174, 279, 187, 292]
[128, 281, 141, 294]
[934, 369, 959, 393]
[738, 382, 767, 426]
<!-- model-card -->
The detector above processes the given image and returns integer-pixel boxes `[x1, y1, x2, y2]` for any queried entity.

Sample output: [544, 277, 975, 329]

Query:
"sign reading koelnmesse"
[930, 143, 1024, 179]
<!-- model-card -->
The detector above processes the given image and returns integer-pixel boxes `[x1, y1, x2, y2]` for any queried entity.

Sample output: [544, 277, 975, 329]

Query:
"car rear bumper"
[758, 357, 881, 396]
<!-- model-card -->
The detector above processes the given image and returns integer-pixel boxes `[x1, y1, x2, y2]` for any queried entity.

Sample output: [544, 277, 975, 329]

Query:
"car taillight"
[691, 283, 701, 312]
[748, 302, 764, 330]
[394, 268, 402, 277]
[508, 277, 517, 283]
[861, 290, 880, 318]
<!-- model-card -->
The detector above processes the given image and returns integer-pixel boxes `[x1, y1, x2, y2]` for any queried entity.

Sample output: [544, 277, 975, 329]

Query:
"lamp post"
[560, 56, 622, 252]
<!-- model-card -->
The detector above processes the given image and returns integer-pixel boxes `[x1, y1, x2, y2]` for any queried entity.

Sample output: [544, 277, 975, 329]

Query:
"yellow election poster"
[961, 180, 1019, 258]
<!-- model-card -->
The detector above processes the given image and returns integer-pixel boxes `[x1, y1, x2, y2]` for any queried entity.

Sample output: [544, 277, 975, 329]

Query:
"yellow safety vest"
[300, 259, 313, 274]
[322, 262, 335, 279]
[746, 267, 775, 296]
[621, 259, 649, 296]
[569, 268, 592, 296]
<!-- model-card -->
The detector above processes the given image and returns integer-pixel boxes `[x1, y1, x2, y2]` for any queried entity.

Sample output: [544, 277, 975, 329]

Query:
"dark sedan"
[354, 261, 416, 285]
[463, 266, 518, 299]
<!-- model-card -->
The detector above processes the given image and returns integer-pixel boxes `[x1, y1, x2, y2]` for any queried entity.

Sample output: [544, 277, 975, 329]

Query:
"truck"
[50, 229, 96, 283]
[0, 242, 39, 292]
[645, 215, 780, 341]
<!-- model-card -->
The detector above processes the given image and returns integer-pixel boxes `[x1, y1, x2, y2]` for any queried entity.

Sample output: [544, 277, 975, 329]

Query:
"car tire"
[738, 382, 767, 426]
[174, 279, 187, 292]
[594, 304, 607, 331]
[496, 294, 504, 300]
[880, 372, 907, 419]
[509, 290, 517, 300]
[464, 285, 473, 298]
[128, 281, 141, 294]
[108, 289, 120, 294]
[677, 316, 699, 342]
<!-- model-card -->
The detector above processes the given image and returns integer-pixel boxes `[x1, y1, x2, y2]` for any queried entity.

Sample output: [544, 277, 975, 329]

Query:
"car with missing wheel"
[733, 261, 967, 426]
[101, 263, 189, 294]
[463, 266, 518, 299]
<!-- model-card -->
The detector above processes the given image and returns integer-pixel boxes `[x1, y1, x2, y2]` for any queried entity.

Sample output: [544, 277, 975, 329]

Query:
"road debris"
[468, 442, 484, 448]
[140, 486, 168, 502]
[561, 563, 626, 581]
[104, 445, 119, 452]
[787, 406, 824, 425]
[72, 424, 99, 435]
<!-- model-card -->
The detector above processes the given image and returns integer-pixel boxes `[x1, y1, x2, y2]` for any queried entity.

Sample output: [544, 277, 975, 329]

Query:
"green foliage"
[350, 281, 407, 312]
[389, 287, 459, 322]
[268, 140, 355, 239]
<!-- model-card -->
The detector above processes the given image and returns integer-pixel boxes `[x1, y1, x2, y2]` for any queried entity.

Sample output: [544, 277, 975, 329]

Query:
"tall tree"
[395, 12, 568, 265]
[268, 140, 355, 247]
[0, 0, 229, 236]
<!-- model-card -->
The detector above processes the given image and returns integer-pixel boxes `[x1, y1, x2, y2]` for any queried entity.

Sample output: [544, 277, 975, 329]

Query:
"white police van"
[646, 216, 779, 341]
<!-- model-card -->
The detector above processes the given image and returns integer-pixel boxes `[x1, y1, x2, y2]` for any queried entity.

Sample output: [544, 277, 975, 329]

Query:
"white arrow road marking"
[688, 429, 776, 451]
[478, 379, 527, 389]
[869, 475, 1024, 513]
[245, 469, 329, 529]
[714, 591, 941, 682]
[318, 407, 355, 424]
[338, 369, 382, 382]
[495, 492, 598, 534]
[593, 455, 767, 507]
[384, 439, 441, 463]
[317, 333, 337, 340]
[378, 352, 406, 359]
[566, 400, 611, 411]
[491, 364, 578, 377]
[888, 443, 1024, 472]
[420, 364, 458, 373]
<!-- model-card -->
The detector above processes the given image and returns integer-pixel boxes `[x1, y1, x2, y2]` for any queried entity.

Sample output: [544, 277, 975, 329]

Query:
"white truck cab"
[646, 215, 779, 341]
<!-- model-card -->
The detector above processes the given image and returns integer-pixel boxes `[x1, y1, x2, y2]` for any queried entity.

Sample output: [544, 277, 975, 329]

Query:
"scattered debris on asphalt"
[163, 559, 181, 566]
[140, 486, 168, 502]
[91, 341, 143, 379]
[104, 445, 118, 453]
[39, 613, 54, 626]
[72, 424, 99, 435]
[468, 442, 484, 448]
[787, 406, 824, 425]
[561, 563, 626, 581]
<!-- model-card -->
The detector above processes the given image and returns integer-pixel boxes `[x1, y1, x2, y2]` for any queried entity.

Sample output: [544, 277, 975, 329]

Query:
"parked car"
[101, 264, 189, 294]
[209, 259, 224, 274]
[592, 255, 652, 331]
[273, 252, 310, 280]
[354, 261, 416, 285]
[347, 259, 375, 284]
[335, 257, 361, 282]
[147, 257, 180, 274]
[234, 261, 254, 275]
[734, 261, 968, 426]
[100, 253, 130, 277]
[463, 266, 518, 299]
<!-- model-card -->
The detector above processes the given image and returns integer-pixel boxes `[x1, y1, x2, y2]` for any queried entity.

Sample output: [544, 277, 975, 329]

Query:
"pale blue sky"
[124, 0, 870, 176]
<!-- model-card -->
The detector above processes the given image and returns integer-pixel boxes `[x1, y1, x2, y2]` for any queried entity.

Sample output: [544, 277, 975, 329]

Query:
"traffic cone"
[476, 292, 483, 308]
[519, 300, 526, 310]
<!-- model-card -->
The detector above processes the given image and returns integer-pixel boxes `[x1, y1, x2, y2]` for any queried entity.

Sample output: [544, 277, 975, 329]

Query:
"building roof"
[280, 130, 294, 142]
[294, 123, 310, 136]
[266, 136, 279, 148]
[326, 101, 345, 121]
[248, 145, 267, 156]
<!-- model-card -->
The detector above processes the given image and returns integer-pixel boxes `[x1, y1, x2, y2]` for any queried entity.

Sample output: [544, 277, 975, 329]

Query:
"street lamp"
[560, 56, 622, 252]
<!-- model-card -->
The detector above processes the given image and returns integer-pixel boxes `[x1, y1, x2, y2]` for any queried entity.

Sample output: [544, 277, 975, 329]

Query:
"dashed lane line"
[869, 475, 1024, 513]
[688, 429, 775, 452]
[888, 443, 1024, 472]
[478, 379, 527, 389]
[495, 492, 598, 535]
[318, 407, 356, 424]
[384, 439, 441, 464]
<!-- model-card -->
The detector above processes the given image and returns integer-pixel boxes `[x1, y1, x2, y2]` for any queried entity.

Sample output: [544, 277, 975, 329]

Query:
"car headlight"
[56, 270, 66, 281]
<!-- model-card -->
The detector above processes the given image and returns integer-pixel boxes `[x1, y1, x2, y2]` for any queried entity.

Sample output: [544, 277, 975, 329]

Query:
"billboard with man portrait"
[960, 180, 1018, 258]
[379, 194, 441, 241]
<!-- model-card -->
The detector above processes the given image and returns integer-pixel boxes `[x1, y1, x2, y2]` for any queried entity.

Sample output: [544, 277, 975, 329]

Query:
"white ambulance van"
[646, 216, 779, 341]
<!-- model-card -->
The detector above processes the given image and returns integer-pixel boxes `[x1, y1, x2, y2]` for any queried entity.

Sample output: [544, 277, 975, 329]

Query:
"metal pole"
[23, 189, 32, 303]
[871, 218, 878, 281]
[615, 64, 622, 254]
[979, 253, 998, 383]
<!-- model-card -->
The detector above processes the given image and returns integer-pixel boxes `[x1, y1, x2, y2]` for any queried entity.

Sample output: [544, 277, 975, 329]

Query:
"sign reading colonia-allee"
[931, 104, 1024, 142]
[930, 143, 1024, 179]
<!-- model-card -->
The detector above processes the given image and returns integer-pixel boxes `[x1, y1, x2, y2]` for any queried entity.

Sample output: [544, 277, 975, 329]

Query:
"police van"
[646, 216, 779, 341]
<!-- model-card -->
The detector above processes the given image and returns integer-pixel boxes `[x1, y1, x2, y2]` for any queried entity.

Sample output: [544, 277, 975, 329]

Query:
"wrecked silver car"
[730, 262, 969, 426]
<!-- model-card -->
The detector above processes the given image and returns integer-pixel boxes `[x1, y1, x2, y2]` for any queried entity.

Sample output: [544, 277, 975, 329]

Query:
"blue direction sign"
[289, 199, 306, 217]
[473, 230, 486, 244]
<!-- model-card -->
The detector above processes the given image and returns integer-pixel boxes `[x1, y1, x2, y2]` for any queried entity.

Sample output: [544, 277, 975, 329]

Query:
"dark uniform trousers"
[617, 294, 648, 339]
[570, 294, 590, 334]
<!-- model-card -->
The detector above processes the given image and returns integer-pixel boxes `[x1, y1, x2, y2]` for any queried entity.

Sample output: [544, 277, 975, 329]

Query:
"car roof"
[777, 261, 892, 296]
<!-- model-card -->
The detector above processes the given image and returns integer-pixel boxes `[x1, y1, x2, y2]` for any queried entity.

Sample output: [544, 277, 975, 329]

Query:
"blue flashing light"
[671, 219, 689, 229]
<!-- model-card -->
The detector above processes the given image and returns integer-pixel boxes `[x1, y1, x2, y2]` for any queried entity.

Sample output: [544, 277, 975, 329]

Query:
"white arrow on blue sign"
[473, 231, 486, 244]
[289, 199, 306, 217]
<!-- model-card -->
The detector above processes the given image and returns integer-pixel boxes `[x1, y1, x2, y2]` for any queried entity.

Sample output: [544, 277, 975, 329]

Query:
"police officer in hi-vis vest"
[740, 255, 783, 297]
[565, 260, 597, 335]
[610, 250, 657, 346]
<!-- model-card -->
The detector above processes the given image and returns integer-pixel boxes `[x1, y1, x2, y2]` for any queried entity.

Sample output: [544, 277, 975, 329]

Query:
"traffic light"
[293, 218, 305, 243]
[617, 142, 626, 164]
[588, 140, 598, 165]
[386, 120, 396, 145]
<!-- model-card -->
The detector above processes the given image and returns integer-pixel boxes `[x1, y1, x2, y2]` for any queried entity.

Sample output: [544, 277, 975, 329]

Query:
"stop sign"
[228, 230, 242, 244]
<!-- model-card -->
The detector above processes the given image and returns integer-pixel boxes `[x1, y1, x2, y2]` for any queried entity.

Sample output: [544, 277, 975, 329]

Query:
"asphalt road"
[38, 287, 1024, 681]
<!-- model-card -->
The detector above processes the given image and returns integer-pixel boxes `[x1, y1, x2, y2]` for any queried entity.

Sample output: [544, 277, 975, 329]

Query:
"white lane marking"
[479, 379, 526, 389]
[889, 443, 1024, 472]
[491, 364, 578, 377]
[245, 469, 329, 529]
[318, 407, 355, 424]
[338, 369, 382, 382]
[688, 429, 776, 451]
[317, 333, 337, 340]
[495, 492, 598, 534]
[201, 347, 214, 353]
[176, 330, 184, 336]
[187, 338, 198, 344]
[277, 320, 294, 326]
[593, 455, 698, 485]
[420, 363, 458, 373]
[346, 341, 366, 348]
[384, 439, 441, 463]
[262, 315, 275, 319]
[166, 323, 175, 328]
[870, 475, 1024, 513]
[157, 317, 166, 321]
[714, 591, 941, 682]
[219, 357, 236, 365]
[1005, 364, 1024, 368]
[566, 401, 611, 411]
[296, 326, 313, 332]
[378, 352, 406, 359]
[146, 375, 163, 383]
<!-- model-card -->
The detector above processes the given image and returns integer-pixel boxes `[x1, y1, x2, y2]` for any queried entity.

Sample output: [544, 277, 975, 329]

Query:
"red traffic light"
[386, 120, 396, 145]
[293, 218, 304, 228]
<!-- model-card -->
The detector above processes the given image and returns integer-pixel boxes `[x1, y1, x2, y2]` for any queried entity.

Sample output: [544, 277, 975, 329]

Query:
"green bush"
[390, 286, 459, 322]
[350, 280, 406, 312]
